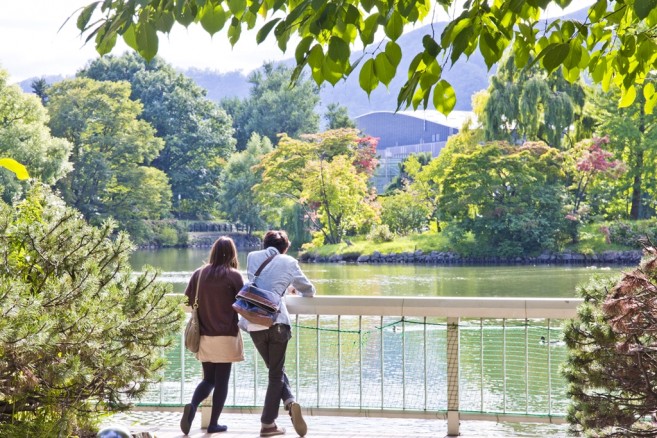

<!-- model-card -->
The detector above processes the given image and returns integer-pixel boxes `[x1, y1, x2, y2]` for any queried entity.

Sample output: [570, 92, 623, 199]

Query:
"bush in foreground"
[0, 185, 185, 436]
[563, 243, 657, 437]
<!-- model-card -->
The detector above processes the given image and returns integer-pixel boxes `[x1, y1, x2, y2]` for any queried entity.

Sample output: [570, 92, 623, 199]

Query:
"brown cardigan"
[184, 265, 244, 336]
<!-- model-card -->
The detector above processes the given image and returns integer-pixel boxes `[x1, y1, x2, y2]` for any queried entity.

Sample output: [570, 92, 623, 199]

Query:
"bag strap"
[254, 254, 277, 277]
[192, 265, 206, 309]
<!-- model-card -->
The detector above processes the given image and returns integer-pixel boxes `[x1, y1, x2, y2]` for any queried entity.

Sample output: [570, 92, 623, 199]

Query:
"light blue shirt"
[239, 247, 315, 331]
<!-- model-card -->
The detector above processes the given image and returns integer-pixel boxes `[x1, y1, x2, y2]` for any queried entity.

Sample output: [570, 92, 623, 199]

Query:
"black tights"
[190, 362, 232, 427]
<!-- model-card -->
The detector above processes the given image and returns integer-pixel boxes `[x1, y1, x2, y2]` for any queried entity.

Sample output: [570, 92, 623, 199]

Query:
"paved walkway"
[102, 410, 569, 437]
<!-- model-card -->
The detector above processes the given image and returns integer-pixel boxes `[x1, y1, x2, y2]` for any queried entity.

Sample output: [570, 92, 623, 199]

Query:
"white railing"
[137, 296, 583, 436]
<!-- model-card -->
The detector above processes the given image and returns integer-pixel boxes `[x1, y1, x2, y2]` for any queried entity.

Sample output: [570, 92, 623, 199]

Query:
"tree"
[0, 69, 71, 202]
[303, 154, 377, 244]
[30, 77, 50, 106]
[77, 1, 657, 114]
[565, 136, 626, 222]
[324, 103, 355, 130]
[46, 77, 169, 240]
[438, 140, 569, 256]
[0, 184, 184, 436]
[256, 129, 378, 245]
[384, 152, 432, 194]
[562, 246, 657, 437]
[218, 133, 273, 234]
[380, 188, 432, 235]
[587, 81, 657, 220]
[482, 55, 586, 149]
[221, 62, 320, 151]
[407, 122, 485, 225]
[80, 53, 235, 219]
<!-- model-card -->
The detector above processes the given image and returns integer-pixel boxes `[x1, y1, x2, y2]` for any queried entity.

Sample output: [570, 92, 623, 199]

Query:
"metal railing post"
[447, 316, 460, 436]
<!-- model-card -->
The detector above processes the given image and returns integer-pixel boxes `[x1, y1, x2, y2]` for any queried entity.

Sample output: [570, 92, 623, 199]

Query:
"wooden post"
[446, 317, 460, 436]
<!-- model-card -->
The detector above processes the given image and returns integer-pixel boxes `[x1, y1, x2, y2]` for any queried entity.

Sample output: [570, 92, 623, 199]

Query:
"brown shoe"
[260, 424, 286, 437]
[288, 402, 307, 436]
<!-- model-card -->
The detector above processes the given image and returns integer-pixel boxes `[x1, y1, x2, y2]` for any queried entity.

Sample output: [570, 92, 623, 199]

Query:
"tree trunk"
[629, 155, 643, 220]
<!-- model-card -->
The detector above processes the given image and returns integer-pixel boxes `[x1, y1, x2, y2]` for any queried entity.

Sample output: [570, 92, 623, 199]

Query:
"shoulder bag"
[184, 266, 204, 353]
[232, 255, 282, 327]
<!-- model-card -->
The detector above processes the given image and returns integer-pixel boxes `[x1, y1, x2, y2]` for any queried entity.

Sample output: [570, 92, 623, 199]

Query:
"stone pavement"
[102, 409, 569, 438]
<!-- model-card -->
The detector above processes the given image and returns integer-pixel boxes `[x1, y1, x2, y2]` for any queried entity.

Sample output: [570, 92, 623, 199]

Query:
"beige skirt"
[195, 332, 245, 363]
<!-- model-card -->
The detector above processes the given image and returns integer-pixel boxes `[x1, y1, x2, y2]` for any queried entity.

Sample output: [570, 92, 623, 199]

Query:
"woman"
[180, 236, 244, 435]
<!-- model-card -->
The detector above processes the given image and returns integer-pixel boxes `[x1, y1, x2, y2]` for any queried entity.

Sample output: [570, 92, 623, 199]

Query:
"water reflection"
[130, 247, 627, 298]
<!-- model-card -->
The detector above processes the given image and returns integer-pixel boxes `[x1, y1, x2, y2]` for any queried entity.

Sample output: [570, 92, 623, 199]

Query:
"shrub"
[562, 245, 657, 436]
[0, 185, 185, 436]
[608, 219, 657, 248]
[367, 224, 394, 243]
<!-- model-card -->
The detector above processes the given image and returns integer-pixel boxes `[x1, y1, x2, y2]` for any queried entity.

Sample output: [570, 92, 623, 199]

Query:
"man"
[242, 230, 316, 437]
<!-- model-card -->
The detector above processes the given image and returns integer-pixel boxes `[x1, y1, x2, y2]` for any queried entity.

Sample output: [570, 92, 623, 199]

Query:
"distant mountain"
[183, 20, 489, 117]
[184, 6, 589, 117]
[183, 68, 251, 101]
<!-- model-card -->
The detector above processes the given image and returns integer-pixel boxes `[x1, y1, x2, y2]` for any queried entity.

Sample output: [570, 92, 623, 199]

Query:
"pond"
[130, 247, 628, 298]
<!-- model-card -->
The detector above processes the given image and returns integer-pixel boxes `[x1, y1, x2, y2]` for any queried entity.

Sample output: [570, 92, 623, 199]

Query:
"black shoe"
[207, 424, 228, 433]
[180, 403, 196, 435]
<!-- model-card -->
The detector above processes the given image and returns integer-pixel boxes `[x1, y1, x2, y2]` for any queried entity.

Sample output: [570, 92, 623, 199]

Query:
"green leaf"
[397, 71, 421, 110]
[374, 52, 395, 86]
[327, 36, 350, 64]
[412, 84, 431, 109]
[541, 42, 570, 73]
[619, 85, 636, 108]
[419, 60, 440, 90]
[360, 14, 380, 46]
[154, 12, 175, 33]
[450, 27, 473, 65]
[479, 31, 497, 70]
[433, 80, 456, 115]
[256, 18, 282, 44]
[422, 35, 440, 57]
[136, 22, 158, 60]
[564, 66, 580, 83]
[200, 3, 226, 35]
[0, 158, 29, 180]
[295, 36, 314, 64]
[589, 0, 607, 21]
[228, 0, 247, 18]
[645, 88, 657, 114]
[634, 0, 657, 20]
[644, 82, 656, 100]
[95, 25, 117, 56]
[359, 58, 378, 96]
[307, 44, 324, 69]
[122, 25, 139, 51]
[361, 0, 375, 13]
[174, 2, 195, 27]
[227, 19, 241, 46]
[384, 10, 403, 41]
[385, 41, 402, 68]
[322, 57, 344, 85]
[508, 0, 525, 13]
[77, 2, 99, 31]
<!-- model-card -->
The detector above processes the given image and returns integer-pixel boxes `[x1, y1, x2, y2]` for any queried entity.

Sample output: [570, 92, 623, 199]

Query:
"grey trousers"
[249, 324, 294, 424]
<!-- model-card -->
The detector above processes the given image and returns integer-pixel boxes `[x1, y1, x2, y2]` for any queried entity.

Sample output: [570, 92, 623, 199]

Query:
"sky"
[1, 1, 593, 84]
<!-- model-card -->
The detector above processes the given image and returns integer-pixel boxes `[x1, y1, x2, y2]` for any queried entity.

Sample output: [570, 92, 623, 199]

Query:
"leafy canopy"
[76, 1, 657, 114]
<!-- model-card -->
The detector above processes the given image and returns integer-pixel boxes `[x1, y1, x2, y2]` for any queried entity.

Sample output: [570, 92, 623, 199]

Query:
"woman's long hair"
[208, 236, 239, 270]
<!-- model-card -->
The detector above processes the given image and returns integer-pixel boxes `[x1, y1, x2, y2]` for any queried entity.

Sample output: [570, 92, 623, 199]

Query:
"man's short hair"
[263, 230, 290, 253]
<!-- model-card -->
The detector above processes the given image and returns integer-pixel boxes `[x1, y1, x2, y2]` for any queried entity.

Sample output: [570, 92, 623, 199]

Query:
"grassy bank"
[301, 222, 635, 259]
